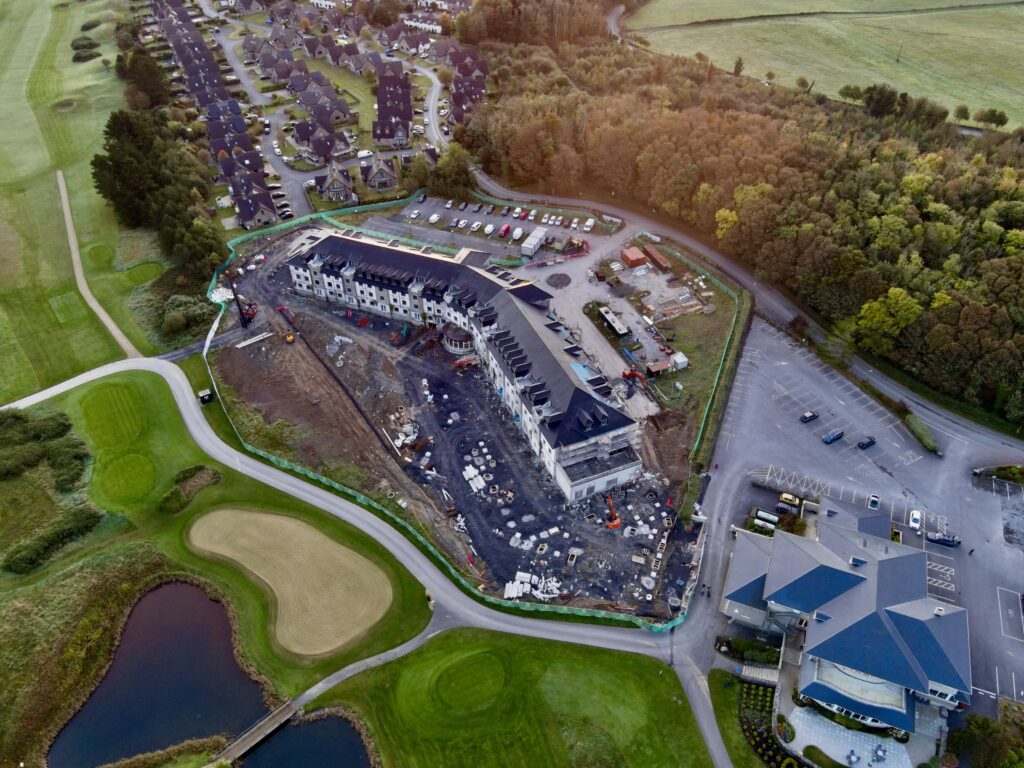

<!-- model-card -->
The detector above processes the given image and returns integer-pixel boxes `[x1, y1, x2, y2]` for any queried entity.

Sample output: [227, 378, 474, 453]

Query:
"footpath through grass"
[0, 0, 165, 406]
[629, 1, 1024, 127]
[0, 371, 431, 762]
[312, 628, 712, 768]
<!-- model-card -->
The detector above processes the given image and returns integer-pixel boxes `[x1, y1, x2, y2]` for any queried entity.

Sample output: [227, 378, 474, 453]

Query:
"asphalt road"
[4, 358, 732, 768]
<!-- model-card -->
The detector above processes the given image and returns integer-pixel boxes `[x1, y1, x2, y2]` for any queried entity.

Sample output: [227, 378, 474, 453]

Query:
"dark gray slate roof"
[723, 530, 772, 610]
[763, 532, 865, 613]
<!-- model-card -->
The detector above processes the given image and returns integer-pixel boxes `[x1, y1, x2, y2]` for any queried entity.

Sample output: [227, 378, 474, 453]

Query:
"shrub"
[804, 745, 846, 768]
[72, 50, 102, 63]
[46, 435, 91, 491]
[71, 35, 100, 50]
[2, 505, 103, 573]
[157, 487, 188, 515]
[81, 19, 101, 31]
[904, 413, 939, 453]
[0, 410, 88, 490]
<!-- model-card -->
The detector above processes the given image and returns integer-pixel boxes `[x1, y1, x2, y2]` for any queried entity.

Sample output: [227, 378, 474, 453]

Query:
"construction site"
[209, 223, 709, 617]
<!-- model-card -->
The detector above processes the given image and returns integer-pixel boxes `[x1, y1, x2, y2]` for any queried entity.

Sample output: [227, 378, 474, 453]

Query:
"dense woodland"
[455, 15, 1024, 426]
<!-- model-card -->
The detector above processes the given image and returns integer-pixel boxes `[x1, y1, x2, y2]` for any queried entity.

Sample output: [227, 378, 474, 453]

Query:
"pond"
[48, 582, 267, 768]
[242, 716, 371, 768]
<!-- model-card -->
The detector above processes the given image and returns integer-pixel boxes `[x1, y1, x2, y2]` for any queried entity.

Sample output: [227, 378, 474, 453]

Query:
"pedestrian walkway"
[741, 664, 780, 684]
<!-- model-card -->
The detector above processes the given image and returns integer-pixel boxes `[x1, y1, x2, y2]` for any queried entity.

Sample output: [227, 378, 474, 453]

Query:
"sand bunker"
[189, 509, 393, 656]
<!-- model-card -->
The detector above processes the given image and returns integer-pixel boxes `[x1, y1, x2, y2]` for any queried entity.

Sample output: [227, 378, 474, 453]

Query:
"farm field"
[626, 1, 1024, 126]
[1, 371, 431, 762]
[0, 0, 164, 406]
[313, 628, 712, 767]
[189, 509, 394, 656]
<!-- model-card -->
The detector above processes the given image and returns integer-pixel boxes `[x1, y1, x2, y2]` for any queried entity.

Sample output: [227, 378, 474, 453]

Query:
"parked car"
[409, 210, 420, 219]
[822, 429, 844, 444]
[485, 204, 495, 215]
[518, 210, 529, 220]
[459, 201, 468, 211]
[304, 179, 315, 188]
[776, 502, 799, 515]
[857, 436, 877, 450]
[449, 216, 459, 227]
[273, 147, 282, 156]
[428, 213, 440, 224]
[417, 193, 427, 203]
[498, 223, 510, 238]
[472, 203, 483, 213]
[500, 206, 510, 216]
[926, 531, 961, 547]
[800, 410, 818, 423]
[267, 183, 282, 190]
[555, 215, 564, 226]
[484, 223, 495, 235]
[281, 212, 294, 219]
[512, 227, 524, 240]
[445, 199, 454, 209]
[513, 206, 522, 217]
[470, 221, 482, 232]
[271, 139, 279, 148]
[356, 149, 373, 159]
[571, 217, 580, 229]
[528, 209, 537, 221]
[908, 509, 923, 531]
[541, 214, 550, 224]
[583, 217, 595, 232]
[780, 493, 801, 507]
[867, 494, 880, 510]
[271, 192, 287, 199]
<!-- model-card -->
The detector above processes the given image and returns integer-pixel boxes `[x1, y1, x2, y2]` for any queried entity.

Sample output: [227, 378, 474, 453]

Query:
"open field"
[0, 371, 431, 761]
[189, 509, 393, 656]
[313, 628, 713, 767]
[708, 670, 763, 768]
[627, 0, 1007, 25]
[627, 1, 1024, 126]
[0, 0, 164, 405]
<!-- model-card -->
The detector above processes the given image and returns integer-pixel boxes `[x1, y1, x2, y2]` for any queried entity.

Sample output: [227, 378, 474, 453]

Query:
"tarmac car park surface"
[703, 317, 1024, 716]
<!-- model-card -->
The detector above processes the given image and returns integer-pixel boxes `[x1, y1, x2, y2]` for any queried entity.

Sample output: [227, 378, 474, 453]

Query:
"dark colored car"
[458, 201, 468, 211]
[857, 436, 877, 450]
[485, 204, 495, 215]
[926, 532, 962, 547]
[417, 193, 427, 203]
[822, 429, 844, 445]
[472, 203, 483, 213]
[500, 206, 510, 216]
[800, 411, 818, 423]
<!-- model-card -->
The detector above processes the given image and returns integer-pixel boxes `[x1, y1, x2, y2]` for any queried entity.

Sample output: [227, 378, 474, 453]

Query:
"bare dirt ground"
[189, 509, 392, 656]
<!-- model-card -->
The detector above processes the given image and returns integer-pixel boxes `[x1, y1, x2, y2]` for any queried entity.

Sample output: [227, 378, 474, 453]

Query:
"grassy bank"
[708, 670, 763, 768]
[311, 628, 712, 767]
[1, 371, 431, 762]
[627, 1, 1024, 127]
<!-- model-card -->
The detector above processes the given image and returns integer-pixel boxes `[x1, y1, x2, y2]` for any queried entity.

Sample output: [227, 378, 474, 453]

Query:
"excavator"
[606, 494, 622, 530]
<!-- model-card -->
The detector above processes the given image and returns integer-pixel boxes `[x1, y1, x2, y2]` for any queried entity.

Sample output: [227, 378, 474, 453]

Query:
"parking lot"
[703, 317, 1024, 715]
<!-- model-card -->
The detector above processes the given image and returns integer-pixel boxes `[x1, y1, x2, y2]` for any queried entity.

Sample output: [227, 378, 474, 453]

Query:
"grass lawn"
[296, 54, 375, 144]
[708, 670, 763, 768]
[0, 0, 165, 405]
[1, 371, 431, 762]
[628, 2, 1024, 127]
[627, 0, 1004, 25]
[311, 628, 712, 768]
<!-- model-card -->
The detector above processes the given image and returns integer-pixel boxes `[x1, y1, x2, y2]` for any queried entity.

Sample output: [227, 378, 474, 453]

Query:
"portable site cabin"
[521, 226, 548, 257]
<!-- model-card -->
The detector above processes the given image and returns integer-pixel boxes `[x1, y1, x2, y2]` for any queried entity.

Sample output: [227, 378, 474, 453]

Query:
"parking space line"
[997, 587, 1024, 642]
[927, 577, 955, 591]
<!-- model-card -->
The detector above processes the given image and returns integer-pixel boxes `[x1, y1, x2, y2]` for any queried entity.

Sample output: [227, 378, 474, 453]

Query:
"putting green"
[435, 651, 507, 713]
[81, 382, 146, 449]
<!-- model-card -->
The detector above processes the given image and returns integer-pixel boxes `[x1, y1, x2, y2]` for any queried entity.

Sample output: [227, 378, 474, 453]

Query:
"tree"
[732, 56, 743, 76]
[974, 108, 1009, 128]
[123, 83, 151, 110]
[406, 154, 431, 189]
[371, 0, 401, 26]
[838, 84, 863, 102]
[764, 70, 775, 83]
[954, 104, 970, 122]
[439, 11, 454, 36]
[430, 142, 474, 197]
[795, 76, 809, 90]
[863, 83, 899, 117]
[947, 715, 1015, 768]
[126, 48, 169, 106]
[854, 287, 922, 356]
[437, 66, 454, 89]
[115, 29, 134, 51]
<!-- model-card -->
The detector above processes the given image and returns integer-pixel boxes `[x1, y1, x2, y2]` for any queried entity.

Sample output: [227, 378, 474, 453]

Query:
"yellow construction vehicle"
[281, 331, 295, 343]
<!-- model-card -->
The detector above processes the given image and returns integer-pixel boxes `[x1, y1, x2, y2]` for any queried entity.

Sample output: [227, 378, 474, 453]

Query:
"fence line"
[202, 203, 688, 632]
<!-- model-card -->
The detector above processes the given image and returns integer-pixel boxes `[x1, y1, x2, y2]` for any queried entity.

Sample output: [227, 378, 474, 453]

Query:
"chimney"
[934, 606, 945, 617]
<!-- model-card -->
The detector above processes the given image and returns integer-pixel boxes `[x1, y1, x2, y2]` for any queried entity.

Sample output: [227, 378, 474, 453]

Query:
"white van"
[583, 217, 595, 232]
[356, 149, 373, 159]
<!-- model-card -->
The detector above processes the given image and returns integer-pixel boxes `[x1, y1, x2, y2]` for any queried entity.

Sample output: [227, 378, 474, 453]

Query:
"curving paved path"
[57, 170, 141, 358]
[3, 358, 731, 767]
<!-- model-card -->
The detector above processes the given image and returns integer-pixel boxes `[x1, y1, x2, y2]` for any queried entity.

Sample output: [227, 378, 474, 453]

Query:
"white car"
[439, 108, 449, 117]
[541, 214, 550, 224]
[513, 206, 522, 217]
[470, 221, 482, 232]
[571, 217, 580, 229]
[424, 117, 430, 125]
[410, 209, 420, 219]
[271, 139, 279, 148]
[459, 219, 468, 229]
[428, 213, 440, 224]
[909, 510, 923, 532]
[304, 179, 315, 188]
[274, 147, 282, 156]
[483, 223, 494, 235]
[528, 209, 537, 221]
[867, 494, 880, 510]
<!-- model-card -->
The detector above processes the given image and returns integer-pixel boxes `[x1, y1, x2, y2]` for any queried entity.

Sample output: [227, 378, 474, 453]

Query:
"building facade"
[286, 231, 643, 500]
